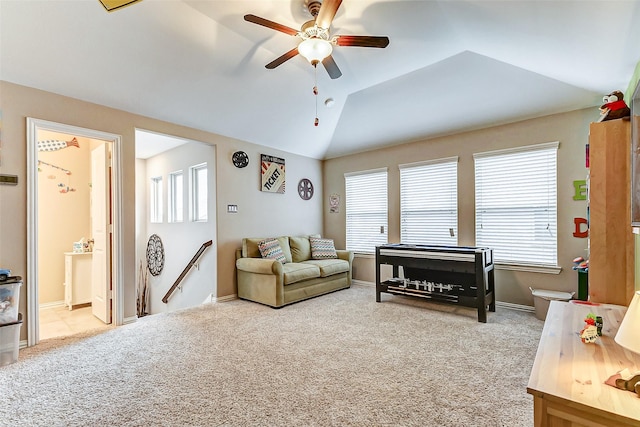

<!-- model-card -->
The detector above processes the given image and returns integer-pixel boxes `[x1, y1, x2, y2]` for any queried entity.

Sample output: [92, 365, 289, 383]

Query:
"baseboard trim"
[213, 294, 237, 303]
[39, 301, 65, 310]
[495, 301, 535, 313]
[123, 315, 138, 325]
[351, 280, 535, 312]
[353, 280, 374, 287]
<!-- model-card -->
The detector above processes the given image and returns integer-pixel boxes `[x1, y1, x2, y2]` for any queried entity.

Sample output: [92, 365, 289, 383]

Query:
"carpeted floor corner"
[0, 285, 542, 426]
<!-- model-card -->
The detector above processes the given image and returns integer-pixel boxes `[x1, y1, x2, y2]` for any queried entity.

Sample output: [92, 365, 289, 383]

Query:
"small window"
[345, 168, 388, 254]
[168, 171, 183, 223]
[400, 157, 458, 246]
[150, 176, 163, 223]
[190, 163, 208, 222]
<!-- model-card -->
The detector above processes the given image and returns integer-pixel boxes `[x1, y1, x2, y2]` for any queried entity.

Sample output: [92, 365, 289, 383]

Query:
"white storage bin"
[530, 287, 575, 320]
[0, 313, 22, 366]
[0, 280, 21, 324]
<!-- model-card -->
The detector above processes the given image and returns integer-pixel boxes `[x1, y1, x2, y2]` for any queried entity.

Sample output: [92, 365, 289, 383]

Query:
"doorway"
[135, 129, 217, 315]
[26, 118, 124, 346]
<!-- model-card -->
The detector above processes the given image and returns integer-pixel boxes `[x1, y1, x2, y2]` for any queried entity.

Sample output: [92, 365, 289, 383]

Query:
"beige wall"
[0, 81, 323, 340]
[323, 108, 595, 306]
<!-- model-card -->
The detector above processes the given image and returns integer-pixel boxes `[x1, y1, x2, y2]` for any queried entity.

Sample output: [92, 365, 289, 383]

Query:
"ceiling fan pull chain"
[313, 64, 319, 126]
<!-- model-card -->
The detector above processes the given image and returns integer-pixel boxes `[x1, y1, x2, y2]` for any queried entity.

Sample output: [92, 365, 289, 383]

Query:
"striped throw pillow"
[258, 238, 287, 263]
[309, 237, 338, 260]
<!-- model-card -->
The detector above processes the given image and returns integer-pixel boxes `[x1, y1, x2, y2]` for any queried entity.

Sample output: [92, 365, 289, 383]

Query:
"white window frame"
[190, 163, 208, 222]
[400, 157, 458, 246]
[474, 142, 559, 273]
[168, 170, 184, 223]
[345, 168, 388, 254]
[150, 176, 163, 223]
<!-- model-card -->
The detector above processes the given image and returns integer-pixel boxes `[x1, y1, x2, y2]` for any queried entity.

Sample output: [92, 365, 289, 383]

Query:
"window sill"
[495, 263, 562, 274]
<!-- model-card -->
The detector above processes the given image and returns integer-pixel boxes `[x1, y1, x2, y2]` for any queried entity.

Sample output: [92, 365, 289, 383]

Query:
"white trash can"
[530, 287, 575, 321]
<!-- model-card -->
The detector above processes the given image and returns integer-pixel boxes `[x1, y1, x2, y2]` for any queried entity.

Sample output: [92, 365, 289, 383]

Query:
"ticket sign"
[261, 154, 285, 193]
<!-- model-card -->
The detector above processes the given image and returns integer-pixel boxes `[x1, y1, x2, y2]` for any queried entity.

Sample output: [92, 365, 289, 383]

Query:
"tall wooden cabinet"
[588, 119, 634, 306]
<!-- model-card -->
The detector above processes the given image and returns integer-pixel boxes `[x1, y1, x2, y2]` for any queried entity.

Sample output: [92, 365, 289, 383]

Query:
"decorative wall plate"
[146, 234, 165, 276]
[298, 178, 314, 200]
[232, 150, 249, 168]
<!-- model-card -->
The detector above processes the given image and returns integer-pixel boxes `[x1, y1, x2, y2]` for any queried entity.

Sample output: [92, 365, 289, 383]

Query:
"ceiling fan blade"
[335, 35, 390, 48]
[244, 14, 299, 36]
[265, 47, 300, 69]
[322, 55, 342, 79]
[99, 0, 142, 12]
[315, 0, 342, 29]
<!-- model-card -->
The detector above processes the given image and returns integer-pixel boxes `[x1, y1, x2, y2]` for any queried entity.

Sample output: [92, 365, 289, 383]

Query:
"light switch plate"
[0, 174, 18, 185]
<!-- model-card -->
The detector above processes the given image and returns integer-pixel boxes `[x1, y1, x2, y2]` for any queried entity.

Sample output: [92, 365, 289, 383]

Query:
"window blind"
[400, 158, 458, 245]
[345, 169, 388, 254]
[474, 142, 558, 266]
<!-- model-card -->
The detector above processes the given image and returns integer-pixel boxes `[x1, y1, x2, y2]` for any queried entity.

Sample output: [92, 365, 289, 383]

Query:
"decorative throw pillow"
[309, 237, 338, 260]
[258, 238, 287, 263]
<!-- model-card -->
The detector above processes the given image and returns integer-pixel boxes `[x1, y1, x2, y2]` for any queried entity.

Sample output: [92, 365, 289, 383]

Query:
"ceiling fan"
[244, 0, 390, 79]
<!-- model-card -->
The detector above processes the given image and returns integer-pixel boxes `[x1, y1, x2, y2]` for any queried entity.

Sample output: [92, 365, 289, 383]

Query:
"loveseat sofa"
[235, 235, 353, 308]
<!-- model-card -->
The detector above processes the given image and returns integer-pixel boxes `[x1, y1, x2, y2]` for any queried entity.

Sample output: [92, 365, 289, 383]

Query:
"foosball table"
[375, 244, 496, 322]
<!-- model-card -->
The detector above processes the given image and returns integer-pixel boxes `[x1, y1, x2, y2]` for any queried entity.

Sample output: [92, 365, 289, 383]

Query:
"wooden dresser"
[527, 300, 640, 427]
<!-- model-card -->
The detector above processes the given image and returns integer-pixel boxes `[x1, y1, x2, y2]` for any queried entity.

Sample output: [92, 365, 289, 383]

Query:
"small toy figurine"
[580, 313, 599, 343]
[599, 90, 630, 121]
[581, 324, 598, 343]
[572, 256, 589, 271]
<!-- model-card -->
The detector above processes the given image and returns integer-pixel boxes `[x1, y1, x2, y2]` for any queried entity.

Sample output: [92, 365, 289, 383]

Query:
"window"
[190, 163, 208, 222]
[150, 176, 163, 223]
[168, 170, 183, 223]
[345, 168, 388, 254]
[474, 142, 558, 267]
[400, 157, 458, 246]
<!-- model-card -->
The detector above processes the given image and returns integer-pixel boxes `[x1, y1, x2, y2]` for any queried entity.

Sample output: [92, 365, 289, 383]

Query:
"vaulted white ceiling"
[2, 0, 639, 159]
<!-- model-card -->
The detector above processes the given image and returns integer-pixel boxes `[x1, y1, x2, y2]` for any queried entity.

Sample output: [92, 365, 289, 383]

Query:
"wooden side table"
[527, 301, 640, 426]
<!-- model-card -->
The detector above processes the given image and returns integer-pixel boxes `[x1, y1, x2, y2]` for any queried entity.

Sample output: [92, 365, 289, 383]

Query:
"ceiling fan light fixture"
[298, 38, 333, 65]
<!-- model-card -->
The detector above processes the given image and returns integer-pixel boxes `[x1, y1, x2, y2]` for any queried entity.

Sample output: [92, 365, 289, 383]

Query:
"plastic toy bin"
[0, 279, 22, 324]
[0, 313, 22, 366]
[530, 288, 575, 321]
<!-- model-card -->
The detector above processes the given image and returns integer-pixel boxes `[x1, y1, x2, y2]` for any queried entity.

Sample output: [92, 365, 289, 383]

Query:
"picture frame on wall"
[631, 81, 640, 226]
[261, 154, 285, 193]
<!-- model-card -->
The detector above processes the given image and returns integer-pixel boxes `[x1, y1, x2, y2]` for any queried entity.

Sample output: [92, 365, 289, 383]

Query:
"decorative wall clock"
[232, 150, 249, 168]
[298, 178, 314, 200]
[146, 234, 165, 276]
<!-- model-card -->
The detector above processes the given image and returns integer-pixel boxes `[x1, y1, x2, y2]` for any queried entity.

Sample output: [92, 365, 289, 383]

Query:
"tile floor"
[39, 305, 111, 340]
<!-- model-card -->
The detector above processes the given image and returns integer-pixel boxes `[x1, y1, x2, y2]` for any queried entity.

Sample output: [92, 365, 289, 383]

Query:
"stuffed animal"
[599, 90, 630, 121]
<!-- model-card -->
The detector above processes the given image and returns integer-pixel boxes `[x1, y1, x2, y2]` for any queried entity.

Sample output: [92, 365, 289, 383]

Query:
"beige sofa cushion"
[283, 263, 320, 285]
[301, 259, 350, 277]
[289, 234, 321, 262]
[289, 236, 310, 262]
[243, 236, 292, 263]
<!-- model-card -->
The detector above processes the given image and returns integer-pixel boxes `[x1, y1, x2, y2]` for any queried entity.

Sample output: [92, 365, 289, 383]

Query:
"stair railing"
[162, 240, 213, 303]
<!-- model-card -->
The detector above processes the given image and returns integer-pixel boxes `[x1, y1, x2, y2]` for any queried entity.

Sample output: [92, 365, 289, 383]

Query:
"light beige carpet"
[0, 285, 542, 426]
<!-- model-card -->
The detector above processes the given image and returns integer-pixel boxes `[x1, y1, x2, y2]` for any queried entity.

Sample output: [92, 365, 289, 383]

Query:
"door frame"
[26, 118, 124, 346]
